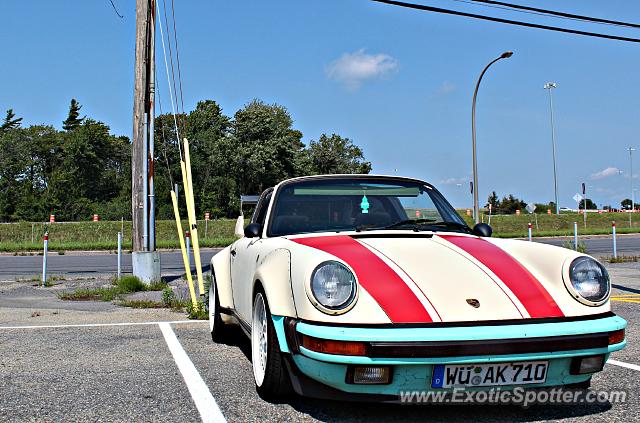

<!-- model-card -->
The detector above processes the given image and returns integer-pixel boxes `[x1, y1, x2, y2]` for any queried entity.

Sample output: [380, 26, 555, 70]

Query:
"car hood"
[289, 232, 606, 323]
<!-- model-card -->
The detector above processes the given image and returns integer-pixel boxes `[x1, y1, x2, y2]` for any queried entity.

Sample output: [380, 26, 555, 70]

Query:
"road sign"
[573, 193, 583, 203]
[526, 204, 536, 214]
[204, 212, 210, 221]
[49, 214, 55, 223]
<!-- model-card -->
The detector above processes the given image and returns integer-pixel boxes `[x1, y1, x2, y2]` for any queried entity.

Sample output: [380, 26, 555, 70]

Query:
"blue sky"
[1, 0, 638, 208]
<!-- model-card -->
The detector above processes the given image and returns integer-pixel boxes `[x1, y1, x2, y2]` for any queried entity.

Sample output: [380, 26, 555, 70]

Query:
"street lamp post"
[471, 51, 513, 224]
[544, 82, 560, 215]
[629, 147, 636, 227]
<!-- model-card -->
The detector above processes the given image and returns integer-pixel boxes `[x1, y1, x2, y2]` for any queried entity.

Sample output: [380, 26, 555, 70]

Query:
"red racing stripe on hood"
[293, 235, 433, 323]
[438, 235, 564, 318]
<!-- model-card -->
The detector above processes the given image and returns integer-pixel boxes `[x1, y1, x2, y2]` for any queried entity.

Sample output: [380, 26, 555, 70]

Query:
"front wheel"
[208, 272, 228, 342]
[251, 290, 291, 400]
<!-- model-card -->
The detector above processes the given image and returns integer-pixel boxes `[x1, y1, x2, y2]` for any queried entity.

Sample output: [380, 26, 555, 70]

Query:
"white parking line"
[159, 322, 227, 423]
[607, 359, 640, 372]
[0, 320, 208, 330]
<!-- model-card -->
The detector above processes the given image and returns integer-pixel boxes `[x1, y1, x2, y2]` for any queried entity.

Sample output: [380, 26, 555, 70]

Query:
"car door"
[230, 189, 273, 324]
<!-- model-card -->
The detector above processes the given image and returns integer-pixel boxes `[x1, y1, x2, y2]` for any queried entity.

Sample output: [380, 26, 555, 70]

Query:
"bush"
[116, 275, 146, 293]
[186, 301, 208, 320]
[161, 286, 176, 307]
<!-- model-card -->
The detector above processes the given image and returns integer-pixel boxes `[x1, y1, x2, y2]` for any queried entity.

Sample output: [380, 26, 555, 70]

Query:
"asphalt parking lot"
[1, 262, 638, 422]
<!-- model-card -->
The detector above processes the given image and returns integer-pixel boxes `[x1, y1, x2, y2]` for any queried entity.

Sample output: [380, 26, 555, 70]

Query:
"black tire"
[208, 272, 228, 343]
[252, 290, 291, 401]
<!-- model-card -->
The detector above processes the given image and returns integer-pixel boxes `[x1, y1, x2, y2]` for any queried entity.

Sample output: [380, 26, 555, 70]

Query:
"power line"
[469, 0, 640, 29]
[107, 0, 124, 18]
[161, 0, 182, 130]
[170, 0, 187, 123]
[370, 0, 640, 43]
[446, 0, 631, 29]
[155, 0, 183, 159]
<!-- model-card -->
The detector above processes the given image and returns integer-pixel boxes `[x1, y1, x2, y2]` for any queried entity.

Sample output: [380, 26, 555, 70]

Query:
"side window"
[252, 189, 273, 227]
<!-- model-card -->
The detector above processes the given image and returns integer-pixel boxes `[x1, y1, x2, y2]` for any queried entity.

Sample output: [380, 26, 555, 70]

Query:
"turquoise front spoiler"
[272, 314, 626, 396]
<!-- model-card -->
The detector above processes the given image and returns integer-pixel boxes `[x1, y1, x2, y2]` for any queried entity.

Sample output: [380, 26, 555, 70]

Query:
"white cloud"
[437, 81, 456, 95]
[326, 49, 398, 89]
[439, 177, 468, 185]
[590, 167, 621, 180]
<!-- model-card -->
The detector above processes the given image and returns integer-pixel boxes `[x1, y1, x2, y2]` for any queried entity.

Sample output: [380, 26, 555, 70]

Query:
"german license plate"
[431, 361, 548, 388]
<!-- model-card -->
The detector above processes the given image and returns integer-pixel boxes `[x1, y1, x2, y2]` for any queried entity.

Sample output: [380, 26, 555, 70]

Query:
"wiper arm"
[355, 218, 435, 232]
[382, 218, 436, 230]
[423, 221, 473, 233]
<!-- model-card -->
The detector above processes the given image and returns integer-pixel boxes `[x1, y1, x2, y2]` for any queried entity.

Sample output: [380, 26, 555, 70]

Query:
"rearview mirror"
[244, 223, 262, 238]
[234, 215, 244, 238]
[472, 223, 493, 237]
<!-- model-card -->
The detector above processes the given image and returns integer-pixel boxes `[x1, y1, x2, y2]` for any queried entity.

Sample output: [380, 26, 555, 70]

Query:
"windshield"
[267, 177, 468, 236]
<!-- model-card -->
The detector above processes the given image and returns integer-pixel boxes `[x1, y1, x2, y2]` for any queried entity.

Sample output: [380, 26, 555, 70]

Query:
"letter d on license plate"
[431, 361, 548, 388]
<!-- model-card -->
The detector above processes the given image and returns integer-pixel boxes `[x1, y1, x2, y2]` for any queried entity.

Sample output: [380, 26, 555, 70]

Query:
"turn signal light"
[608, 329, 625, 345]
[301, 335, 367, 356]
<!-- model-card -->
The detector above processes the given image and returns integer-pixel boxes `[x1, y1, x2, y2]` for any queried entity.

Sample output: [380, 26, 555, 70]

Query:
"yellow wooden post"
[182, 138, 205, 296]
[170, 191, 198, 307]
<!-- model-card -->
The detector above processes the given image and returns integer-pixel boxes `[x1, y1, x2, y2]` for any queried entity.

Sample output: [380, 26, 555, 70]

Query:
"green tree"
[62, 99, 84, 131]
[495, 194, 526, 214]
[304, 133, 372, 175]
[1, 109, 23, 133]
[578, 198, 597, 210]
[621, 198, 639, 210]
[486, 191, 499, 211]
[231, 100, 305, 195]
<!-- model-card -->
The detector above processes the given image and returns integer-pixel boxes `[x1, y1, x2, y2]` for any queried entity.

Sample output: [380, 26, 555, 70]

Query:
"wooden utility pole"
[132, 0, 159, 281]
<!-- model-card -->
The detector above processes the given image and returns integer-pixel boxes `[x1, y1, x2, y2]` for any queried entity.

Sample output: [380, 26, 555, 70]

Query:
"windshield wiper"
[381, 218, 437, 230]
[421, 221, 473, 234]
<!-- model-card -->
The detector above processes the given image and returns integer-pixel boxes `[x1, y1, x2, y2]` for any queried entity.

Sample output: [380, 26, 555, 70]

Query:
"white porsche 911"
[209, 175, 626, 401]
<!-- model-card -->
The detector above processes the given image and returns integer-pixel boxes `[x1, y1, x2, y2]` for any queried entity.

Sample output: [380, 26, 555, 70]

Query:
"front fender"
[211, 246, 234, 309]
[253, 248, 297, 317]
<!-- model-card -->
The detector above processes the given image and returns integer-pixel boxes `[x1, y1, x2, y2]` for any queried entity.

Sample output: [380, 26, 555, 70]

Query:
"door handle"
[230, 249, 236, 257]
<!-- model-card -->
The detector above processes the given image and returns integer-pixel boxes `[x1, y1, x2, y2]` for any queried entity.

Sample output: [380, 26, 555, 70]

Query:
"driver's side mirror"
[472, 223, 493, 237]
[244, 223, 262, 238]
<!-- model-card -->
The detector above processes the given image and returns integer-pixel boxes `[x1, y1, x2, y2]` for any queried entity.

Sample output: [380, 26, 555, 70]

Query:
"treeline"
[0, 99, 371, 222]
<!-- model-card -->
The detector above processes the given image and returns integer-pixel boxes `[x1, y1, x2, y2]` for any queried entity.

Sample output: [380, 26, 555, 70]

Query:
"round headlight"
[569, 257, 610, 303]
[310, 261, 357, 311]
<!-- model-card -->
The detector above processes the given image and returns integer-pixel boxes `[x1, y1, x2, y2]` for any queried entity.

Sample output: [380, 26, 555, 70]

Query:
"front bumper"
[272, 313, 627, 400]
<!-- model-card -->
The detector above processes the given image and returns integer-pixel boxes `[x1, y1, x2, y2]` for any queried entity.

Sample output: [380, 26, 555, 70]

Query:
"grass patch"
[59, 287, 120, 302]
[60, 275, 153, 302]
[0, 219, 238, 252]
[119, 300, 166, 309]
[607, 255, 639, 263]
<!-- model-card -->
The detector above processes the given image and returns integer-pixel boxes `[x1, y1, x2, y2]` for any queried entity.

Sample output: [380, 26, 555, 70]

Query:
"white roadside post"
[117, 231, 122, 280]
[573, 222, 578, 251]
[612, 221, 617, 259]
[185, 230, 191, 275]
[582, 183, 587, 229]
[525, 203, 536, 238]
[41, 232, 49, 287]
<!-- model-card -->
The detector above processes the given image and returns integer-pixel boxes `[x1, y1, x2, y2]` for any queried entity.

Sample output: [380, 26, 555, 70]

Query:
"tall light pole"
[544, 82, 560, 215]
[629, 147, 636, 227]
[471, 51, 513, 224]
